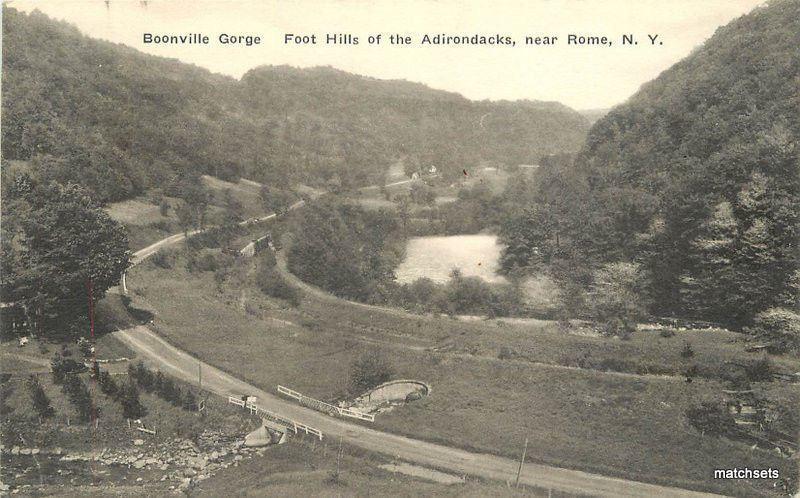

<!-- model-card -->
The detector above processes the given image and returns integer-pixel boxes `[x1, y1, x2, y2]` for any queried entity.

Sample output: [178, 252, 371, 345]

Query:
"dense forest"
[1, 7, 589, 203]
[500, 0, 800, 329]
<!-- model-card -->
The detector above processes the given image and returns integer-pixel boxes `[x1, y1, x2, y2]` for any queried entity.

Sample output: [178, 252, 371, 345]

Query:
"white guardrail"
[277, 385, 375, 422]
[227, 395, 323, 440]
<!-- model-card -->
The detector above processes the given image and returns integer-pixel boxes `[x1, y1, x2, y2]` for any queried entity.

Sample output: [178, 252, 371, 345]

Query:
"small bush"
[62, 375, 96, 423]
[150, 220, 171, 232]
[682, 364, 699, 382]
[659, 328, 676, 338]
[186, 252, 218, 273]
[183, 390, 199, 412]
[747, 307, 800, 354]
[256, 267, 301, 306]
[685, 400, 736, 436]
[28, 376, 54, 420]
[51, 355, 87, 384]
[120, 379, 147, 420]
[98, 370, 118, 397]
[349, 350, 393, 396]
[680, 341, 695, 358]
[151, 249, 176, 269]
[588, 262, 648, 339]
[497, 346, 515, 360]
[129, 361, 155, 392]
[77, 337, 94, 358]
[744, 356, 773, 383]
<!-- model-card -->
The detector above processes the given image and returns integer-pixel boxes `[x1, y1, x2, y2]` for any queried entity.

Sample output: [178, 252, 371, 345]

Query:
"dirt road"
[117, 196, 720, 498]
[113, 324, 717, 497]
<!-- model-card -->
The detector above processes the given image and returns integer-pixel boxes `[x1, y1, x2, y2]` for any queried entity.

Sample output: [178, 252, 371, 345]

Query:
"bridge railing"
[227, 395, 323, 440]
[277, 385, 375, 422]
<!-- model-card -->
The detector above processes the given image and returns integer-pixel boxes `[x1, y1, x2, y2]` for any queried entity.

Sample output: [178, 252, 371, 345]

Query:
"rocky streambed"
[0, 429, 276, 494]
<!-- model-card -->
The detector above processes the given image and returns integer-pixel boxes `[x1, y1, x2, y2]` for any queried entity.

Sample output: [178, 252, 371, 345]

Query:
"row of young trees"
[128, 362, 199, 412]
[27, 360, 199, 424]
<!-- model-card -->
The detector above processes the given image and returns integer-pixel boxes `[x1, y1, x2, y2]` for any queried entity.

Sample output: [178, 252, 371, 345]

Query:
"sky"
[9, 0, 766, 109]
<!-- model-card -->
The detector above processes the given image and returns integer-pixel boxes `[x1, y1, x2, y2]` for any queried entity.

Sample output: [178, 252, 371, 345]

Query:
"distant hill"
[505, 0, 799, 327]
[577, 108, 609, 125]
[1, 7, 589, 202]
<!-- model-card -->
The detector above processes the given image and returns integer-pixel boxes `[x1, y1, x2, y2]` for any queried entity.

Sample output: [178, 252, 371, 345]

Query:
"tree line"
[498, 0, 800, 336]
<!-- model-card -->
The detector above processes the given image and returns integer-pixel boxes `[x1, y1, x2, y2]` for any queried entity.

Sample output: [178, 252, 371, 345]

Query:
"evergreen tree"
[120, 379, 146, 420]
[98, 370, 118, 398]
[682, 201, 739, 322]
[182, 390, 198, 412]
[61, 375, 95, 423]
[28, 375, 54, 420]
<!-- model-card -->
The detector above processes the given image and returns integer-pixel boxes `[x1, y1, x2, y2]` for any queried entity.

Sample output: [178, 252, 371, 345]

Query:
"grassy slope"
[196, 439, 571, 498]
[125, 251, 799, 497]
[104, 175, 263, 250]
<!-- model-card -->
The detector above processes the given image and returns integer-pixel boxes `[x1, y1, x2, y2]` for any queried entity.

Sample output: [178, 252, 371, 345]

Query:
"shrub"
[259, 249, 277, 268]
[158, 375, 183, 406]
[98, 370, 118, 398]
[588, 262, 648, 339]
[150, 220, 171, 232]
[186, 252, 218, 273]
[62, 375, 95, 423]
[256, 267, 301, 306]
[77, 337, 94, 358]
[685, 400, 736, 436]
[130, 361, 155, 392]
[51, 355, 87, 384]
[747, 307, 800, 354]
[183, 390, 199, 412]
[187, 226, 243, 251]
[28, 376, 54, 420]
[151, 249, 176, 269]
[349, 350, 393, 396]
[120, 379, 147, 420]
[682, 364, 699, 382]
[659, 328, 676, 338]
[680, 341, 695, 358]
[744, 356, 774, 383]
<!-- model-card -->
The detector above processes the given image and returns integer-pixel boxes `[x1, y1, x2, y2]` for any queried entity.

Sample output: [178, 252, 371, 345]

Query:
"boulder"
[133, 439, 144, 446]
[244, 426, 272, 448]
[178, 477, 193, 492]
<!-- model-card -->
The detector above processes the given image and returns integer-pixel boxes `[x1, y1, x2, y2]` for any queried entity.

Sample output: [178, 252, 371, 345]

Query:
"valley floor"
[120, 242, 799, 497]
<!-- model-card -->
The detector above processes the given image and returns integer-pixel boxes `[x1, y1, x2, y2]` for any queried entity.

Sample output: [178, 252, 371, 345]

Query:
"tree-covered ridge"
[501, 0, 799, 328]
[1, 7, 589, 202]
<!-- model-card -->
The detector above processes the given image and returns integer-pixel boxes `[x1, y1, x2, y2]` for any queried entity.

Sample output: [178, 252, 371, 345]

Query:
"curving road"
[114, 193, 720, 498]
[113, 325, 717, 497]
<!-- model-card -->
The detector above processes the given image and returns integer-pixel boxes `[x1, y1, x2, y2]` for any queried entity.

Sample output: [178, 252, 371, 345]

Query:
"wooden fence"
[227, 395, 323, 440]
[277, 385, 375, 422]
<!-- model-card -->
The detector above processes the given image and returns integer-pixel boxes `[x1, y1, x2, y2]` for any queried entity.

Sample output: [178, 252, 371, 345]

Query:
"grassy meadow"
[122, 247, 800, 496]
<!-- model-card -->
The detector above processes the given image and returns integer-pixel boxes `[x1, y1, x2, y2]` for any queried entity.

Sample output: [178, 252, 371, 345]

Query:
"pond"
[394, 234, 507, 284]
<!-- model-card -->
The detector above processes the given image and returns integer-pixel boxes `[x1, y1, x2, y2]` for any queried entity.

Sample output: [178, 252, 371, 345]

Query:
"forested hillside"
[1, 7, 589, 202]
[501, 0, 799, 328]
